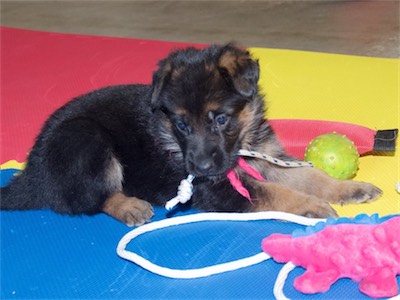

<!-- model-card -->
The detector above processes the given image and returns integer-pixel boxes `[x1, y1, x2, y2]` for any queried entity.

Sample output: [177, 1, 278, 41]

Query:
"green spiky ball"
[304, 133, 359, 180]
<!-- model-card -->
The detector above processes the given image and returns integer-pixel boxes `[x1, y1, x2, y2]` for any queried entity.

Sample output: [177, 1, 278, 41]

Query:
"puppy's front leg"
[102, 192, 154, 226]
[265, 166, 382, 205]
[249, 181, 338, 218]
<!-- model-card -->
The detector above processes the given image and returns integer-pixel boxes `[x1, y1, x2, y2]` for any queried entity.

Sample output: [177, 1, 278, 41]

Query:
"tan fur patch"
[238, 105, 252, 126]
[219, 51, 238, 76]
[102, 192, 154, 226]
[262, 166, 382, 205]
[249, 181, 338, 218]
[218, 49, 253, 76]
[105, 155, 123, 192]
[174, 107, 189, 116]
[204, 102, 220, 114]
[237, 105, 255, 147]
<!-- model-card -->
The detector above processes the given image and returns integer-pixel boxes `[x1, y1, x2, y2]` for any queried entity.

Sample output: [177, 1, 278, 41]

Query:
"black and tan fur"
[1, 44, 382, 226]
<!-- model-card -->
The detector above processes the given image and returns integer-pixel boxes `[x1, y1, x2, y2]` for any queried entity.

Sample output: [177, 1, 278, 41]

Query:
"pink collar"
[226, 158, 266, 203]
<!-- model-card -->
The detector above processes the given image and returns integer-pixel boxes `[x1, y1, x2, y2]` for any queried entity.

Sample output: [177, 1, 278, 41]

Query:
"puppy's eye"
[176, 120, 188, 131]
[215, 114, 228, 125]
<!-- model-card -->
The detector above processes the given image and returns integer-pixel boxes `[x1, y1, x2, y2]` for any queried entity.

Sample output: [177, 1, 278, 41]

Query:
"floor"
[1, 0, 399, 58]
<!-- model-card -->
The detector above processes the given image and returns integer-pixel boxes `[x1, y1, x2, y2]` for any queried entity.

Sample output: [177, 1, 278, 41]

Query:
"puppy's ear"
[218, 45, 260, 98]
[151, 61, 172, 110]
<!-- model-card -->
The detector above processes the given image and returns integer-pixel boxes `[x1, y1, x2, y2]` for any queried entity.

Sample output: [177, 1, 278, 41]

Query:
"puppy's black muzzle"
[186, 140, 227, 177]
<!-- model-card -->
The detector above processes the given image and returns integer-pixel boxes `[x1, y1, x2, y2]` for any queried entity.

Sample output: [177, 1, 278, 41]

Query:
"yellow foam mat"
[250, 47, 399, 217]
[1, 160, 26, 170]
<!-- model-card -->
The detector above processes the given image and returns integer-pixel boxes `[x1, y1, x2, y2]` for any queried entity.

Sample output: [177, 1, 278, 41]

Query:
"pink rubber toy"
[262, 216, 400, 298]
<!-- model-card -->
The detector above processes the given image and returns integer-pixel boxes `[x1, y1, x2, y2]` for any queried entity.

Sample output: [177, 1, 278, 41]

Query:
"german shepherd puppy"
[1, 44, 382, 226]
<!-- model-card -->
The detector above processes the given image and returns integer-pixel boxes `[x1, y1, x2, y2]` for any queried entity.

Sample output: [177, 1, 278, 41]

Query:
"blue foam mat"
[1, 170, 399, 299]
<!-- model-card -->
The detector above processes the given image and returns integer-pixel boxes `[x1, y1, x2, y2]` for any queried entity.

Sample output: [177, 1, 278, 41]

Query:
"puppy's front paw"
[335, 181, 382, 205]
[103, 193, 154, 226]
[119, 198, 154, 227]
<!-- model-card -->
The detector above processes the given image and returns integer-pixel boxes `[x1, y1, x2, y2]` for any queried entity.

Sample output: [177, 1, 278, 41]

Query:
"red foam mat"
[1, 27, 202, 164]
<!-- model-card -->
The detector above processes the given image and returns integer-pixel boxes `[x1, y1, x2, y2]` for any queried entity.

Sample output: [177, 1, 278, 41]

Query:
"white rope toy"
[116, 211, 324, 300]
[165, 175, 195, 210]
[165, 149, 312, 210]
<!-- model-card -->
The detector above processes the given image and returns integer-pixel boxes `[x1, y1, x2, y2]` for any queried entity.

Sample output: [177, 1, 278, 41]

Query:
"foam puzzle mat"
[1, 27, 399, 299]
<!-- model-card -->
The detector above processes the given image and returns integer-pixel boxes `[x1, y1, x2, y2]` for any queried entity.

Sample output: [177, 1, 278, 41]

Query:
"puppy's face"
[151, 44, 262, 178]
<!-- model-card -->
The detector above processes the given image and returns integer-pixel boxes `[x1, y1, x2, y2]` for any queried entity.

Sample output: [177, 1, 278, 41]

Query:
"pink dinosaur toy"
[262, 215, 400, 298]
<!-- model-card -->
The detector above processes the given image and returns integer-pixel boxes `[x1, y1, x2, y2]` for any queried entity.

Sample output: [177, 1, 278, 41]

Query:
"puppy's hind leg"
[99, 139, 154, 226]
[86, 151, 154, 226]
[43, 118, 153, 225]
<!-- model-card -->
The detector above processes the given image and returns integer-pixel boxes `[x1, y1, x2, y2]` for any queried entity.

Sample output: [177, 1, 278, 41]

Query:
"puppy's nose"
[195, 159, 213, 175]
[188, 152, 216, 176]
